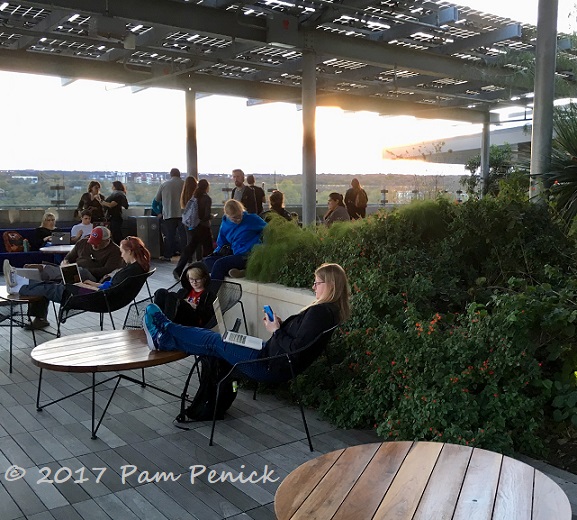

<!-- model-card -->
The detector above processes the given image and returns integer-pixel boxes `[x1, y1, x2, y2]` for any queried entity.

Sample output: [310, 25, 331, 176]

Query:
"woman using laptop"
[143, 263, 350, 381]
[6, 236, 150, 330]
[30, 212, 58, 250]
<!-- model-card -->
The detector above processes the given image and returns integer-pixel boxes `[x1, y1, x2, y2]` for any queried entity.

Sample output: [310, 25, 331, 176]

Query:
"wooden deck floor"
[0, 259, 379, 520]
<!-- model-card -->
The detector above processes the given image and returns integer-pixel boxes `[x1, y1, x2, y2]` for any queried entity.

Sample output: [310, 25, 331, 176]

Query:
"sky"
[0, 0, 573, 175]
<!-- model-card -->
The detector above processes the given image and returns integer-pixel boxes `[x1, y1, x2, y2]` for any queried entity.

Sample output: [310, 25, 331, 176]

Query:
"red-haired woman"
[14, 237, 150, 329]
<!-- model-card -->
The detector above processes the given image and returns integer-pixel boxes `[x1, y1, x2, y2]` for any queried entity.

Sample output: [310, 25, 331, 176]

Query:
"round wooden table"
[274, 441, 572, 520]
[31, 329, 188, 438]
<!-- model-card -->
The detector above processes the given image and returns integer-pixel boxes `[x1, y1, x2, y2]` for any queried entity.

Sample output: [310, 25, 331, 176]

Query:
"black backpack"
[182, 356, 238, 421]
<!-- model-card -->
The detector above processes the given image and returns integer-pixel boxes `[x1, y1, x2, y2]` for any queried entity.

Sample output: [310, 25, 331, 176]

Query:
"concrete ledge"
[224, 277, 314, 338]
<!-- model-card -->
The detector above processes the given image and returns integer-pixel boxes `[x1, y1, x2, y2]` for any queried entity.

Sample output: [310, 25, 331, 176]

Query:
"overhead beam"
[434, 24, 522, 55]
[370, 6, 459, 42]
[0, 47, 493, 123]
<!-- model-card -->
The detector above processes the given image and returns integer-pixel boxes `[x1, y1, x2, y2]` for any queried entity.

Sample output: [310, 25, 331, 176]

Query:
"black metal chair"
[208, 280, 248, 332]
[123, 278, 179, 330]
[209, 324, 339, 452]
[54, 268, 156, 337]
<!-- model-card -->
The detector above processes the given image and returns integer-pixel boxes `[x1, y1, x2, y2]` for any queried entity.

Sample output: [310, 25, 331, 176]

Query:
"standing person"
[324, 192, 350, 226]
[155, 168, 185, 261]
[100, 181, 129, 245]
[70, 210, 93, 244]
[231, 169, 257, 214]
[178, 176, 198, 260]
[202, 199, 266, 282]
[143, 263, 350, 382]
[173, 179, 214, 280]
[345, 178, 369, 219]
[30, 212, 58, 250]
[76, 180, 106, 224]
[247, 174, 266, 215]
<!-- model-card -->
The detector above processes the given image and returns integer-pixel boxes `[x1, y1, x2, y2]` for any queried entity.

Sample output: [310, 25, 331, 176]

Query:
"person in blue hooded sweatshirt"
[202, 199, 266, 282]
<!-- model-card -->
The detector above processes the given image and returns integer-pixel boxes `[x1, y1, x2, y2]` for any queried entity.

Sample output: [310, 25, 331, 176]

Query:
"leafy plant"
[246, 197, 577, 455]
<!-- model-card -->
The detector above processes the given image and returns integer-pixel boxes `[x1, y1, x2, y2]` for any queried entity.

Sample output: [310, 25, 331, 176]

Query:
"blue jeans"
[202, 253, 247, 281]
[156, 319, 273, 380]
[20, 281, 67, 318]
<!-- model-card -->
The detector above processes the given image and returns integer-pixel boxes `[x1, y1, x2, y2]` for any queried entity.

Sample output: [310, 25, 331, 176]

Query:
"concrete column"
[185, 90, 199, 179]
[480, 113, 490, 197]
[301, 50, 317, 226]
[529, 0, 558, 200]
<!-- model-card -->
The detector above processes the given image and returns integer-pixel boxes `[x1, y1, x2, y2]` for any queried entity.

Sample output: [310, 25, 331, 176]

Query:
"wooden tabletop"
[31, 329, 188, 373]
[40, 244, 74, 254]
[274, 441, 572, 520]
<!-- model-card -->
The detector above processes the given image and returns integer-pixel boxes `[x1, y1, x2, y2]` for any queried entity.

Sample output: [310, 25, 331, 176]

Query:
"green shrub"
[247, 197, 577, 454]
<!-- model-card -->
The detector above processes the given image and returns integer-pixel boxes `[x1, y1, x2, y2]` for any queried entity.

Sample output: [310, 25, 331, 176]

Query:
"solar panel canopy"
[0, 0, 575, 123]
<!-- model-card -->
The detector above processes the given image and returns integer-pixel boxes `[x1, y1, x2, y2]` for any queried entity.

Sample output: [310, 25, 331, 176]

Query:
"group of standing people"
[76, 180, 129, 244]
[323, 178, 369, 226]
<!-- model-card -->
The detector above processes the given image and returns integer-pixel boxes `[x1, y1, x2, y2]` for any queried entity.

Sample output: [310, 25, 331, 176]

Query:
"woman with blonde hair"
[201, 199, 266, 281]
[30, 212, 58, 250]
[143, 263, 350, 381]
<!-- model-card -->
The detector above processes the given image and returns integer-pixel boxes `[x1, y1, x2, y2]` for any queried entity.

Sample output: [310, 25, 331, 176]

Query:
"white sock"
[8, 278, 27, 295]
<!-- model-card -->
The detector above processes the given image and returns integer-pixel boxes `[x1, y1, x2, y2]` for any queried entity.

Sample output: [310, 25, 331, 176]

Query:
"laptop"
[213, 297, 263, 350]
[60, 263, 98, 290]
[52, 232, 71, 245]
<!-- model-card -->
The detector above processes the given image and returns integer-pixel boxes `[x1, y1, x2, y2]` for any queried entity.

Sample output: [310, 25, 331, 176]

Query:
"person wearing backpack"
[173, 179, 214, 281]
[345, 178, 369, 219]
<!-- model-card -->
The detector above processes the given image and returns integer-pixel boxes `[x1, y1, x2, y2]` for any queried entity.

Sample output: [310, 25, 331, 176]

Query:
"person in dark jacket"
[30, 212, 58, 250]
[100, 180, 129, 244]
[260, 190, 293, 222]
[143, 263, 350, 381]
[76, 180, 106, 223]
[12, 236, 149, 330]
[154, 262, 216, 327]
[173, 179, 214, 280]
[231, 169, 257, 214]
[344, 178, 368, 219]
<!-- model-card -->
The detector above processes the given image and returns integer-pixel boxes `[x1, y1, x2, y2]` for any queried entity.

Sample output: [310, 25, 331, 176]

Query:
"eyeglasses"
[188, 278, 203, 283]
[312, 281, 325, 288]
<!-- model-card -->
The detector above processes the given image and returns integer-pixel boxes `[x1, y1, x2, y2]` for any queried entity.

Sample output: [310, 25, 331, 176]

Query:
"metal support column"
[529, 0, 558, 201]
[301, 50, 317, 226]
[480, 113, 490, 197]
[185, 90, 199, 179]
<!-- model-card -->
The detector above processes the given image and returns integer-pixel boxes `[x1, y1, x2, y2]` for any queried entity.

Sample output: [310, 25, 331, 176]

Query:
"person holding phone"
[153, 262, 216, 327]
[143, 263, 350, 381]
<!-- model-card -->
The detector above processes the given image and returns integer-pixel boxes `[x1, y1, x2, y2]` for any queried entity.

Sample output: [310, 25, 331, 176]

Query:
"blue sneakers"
[143, 304, 166, 350]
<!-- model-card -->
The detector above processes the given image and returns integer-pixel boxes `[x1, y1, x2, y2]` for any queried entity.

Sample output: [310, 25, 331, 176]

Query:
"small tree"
[462, 144, 516, 196]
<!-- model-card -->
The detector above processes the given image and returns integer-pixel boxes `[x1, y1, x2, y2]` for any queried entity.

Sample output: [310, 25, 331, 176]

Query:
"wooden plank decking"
[0, 259, 379, 520]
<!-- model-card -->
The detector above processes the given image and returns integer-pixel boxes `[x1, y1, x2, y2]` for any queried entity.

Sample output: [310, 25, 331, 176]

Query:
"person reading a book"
[154, 262, 216, 327]
[143, 263, 350, 381]
[4, 237, 150, 330]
